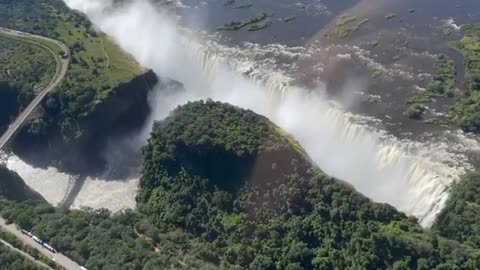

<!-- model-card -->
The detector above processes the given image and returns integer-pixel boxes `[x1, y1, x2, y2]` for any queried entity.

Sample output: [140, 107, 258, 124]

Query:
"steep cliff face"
[12, 70, 158, 174]
[0, 83, 20, 134]
[0, 165, 45, 202]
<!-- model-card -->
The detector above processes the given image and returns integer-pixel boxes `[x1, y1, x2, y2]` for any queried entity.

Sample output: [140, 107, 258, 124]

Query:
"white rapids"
[3, 154, 138, 212]
[5, 0, 475, 226]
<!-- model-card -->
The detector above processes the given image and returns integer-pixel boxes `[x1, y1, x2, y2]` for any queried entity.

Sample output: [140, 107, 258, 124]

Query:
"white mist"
[60, 0, 465, 226]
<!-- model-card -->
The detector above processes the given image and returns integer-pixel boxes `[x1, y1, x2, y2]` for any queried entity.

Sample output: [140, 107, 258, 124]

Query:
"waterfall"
[53, 0, 471, 226]
[176, 32, 464, 225]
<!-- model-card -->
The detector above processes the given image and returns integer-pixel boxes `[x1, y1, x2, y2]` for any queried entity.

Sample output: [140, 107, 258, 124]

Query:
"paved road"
[0, 238, 53, 269]
[0, 27, 70, 150]
[0, 218, 80, 270]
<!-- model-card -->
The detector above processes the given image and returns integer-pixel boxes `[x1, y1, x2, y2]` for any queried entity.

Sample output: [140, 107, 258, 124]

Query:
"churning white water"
[2, 153, 138, 211]
[6, 0, 469, 225]
[5, 155, 70, 206]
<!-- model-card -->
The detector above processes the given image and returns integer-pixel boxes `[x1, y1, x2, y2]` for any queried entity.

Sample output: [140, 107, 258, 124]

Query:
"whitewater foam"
[17, 0, 467, 225]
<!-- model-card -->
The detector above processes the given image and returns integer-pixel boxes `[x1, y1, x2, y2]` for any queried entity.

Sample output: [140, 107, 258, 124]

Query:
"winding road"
[0, 27, 70, 150]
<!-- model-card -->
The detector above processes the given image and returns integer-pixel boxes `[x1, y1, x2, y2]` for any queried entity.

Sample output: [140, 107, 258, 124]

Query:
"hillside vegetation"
[137, 101, 480, 269]
[0, 243, 48, 270]
[0, 36, 55, 133]
[3, 101, 480, 269]
[450, 25, 480, 131]
[433, 173, 480, 248]
[1, 0, 158, 173]
[0, 0, 144, 144]
[404, 54, 456, 119]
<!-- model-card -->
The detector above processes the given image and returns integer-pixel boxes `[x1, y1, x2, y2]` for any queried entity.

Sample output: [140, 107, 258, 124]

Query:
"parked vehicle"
[31, 235, 42, 245]
[42, 242, 57, 253]
[20, 229, 32, 237]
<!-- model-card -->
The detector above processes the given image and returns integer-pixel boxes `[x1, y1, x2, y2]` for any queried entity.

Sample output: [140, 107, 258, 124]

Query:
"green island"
[224, 0, 235, 6]
[247, 21, 272, 31]
[1, 100, 480, 269]
[284, 15, 296, 23]
[336, 15, 357, 27]
[449, 25, 480, 131]
[325, 14, 369, 39]
[218, 13, 269, 31]
[234, 3, 253, 9]
[404, 54, 456, 119]
[443, 25, 455, 36]
[385, 13, 397, 20]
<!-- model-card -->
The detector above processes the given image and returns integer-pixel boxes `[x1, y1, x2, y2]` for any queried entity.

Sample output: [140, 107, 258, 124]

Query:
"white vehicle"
[80, 266, 89, 270]
[20, 229, 32, 237]
[42, 242, 57, 253]
[31, 235, 43, 244]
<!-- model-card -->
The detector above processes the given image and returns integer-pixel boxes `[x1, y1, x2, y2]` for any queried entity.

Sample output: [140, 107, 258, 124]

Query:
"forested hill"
[0, 166, 44, 202]
[2, 101, 480, 269]
[138, 100, 480, 269]
[433, 173, 480, 248]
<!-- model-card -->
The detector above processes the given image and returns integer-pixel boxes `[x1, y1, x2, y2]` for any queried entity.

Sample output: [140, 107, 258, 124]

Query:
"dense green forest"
[433, 173, 480, 248]
[1, 101, 480, 269]
[0, 36, 55, 133]
[404, 54, 456, 119]
[137, 100, 480, 269]
[450, 25, 480, 131]
[0, 243, 48, 270]
[0, 201, 220, 270]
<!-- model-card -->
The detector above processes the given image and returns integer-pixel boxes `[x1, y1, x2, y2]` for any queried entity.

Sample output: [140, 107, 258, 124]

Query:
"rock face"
[0, 82, 20, 134]
[0, 165, 45, 202]
[11, 70, 158, 175]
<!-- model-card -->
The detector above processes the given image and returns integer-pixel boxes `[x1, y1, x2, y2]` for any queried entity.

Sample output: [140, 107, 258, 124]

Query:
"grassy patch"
[351, 18, 369, 32]
[325, 15, 369, 39]
[449, 25, 480, 131]
[0, 36, 56, 88]
[404, 103, 425, 119]
[336, 14, 357, 27]
[247, 21, 272, 31]
[369, 38, 381, 47]
[372, 70, 383, 78]
[443, 25, 455, 36]
[234, 3, 252, 9]
[218, 13, 268, 31]
[385, 13, 397, 20]
[284, 15, 296, 23]
[404, 54, 455, 119]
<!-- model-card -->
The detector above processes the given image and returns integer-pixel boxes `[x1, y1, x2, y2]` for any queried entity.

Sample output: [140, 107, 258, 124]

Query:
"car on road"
[32, 235, 42, 245]
[42, 242, 57, 253]
[20, 229, 33, 237]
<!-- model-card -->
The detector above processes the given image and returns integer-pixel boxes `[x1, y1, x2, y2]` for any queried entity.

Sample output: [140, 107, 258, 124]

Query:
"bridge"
[0, 27, 70, 150]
